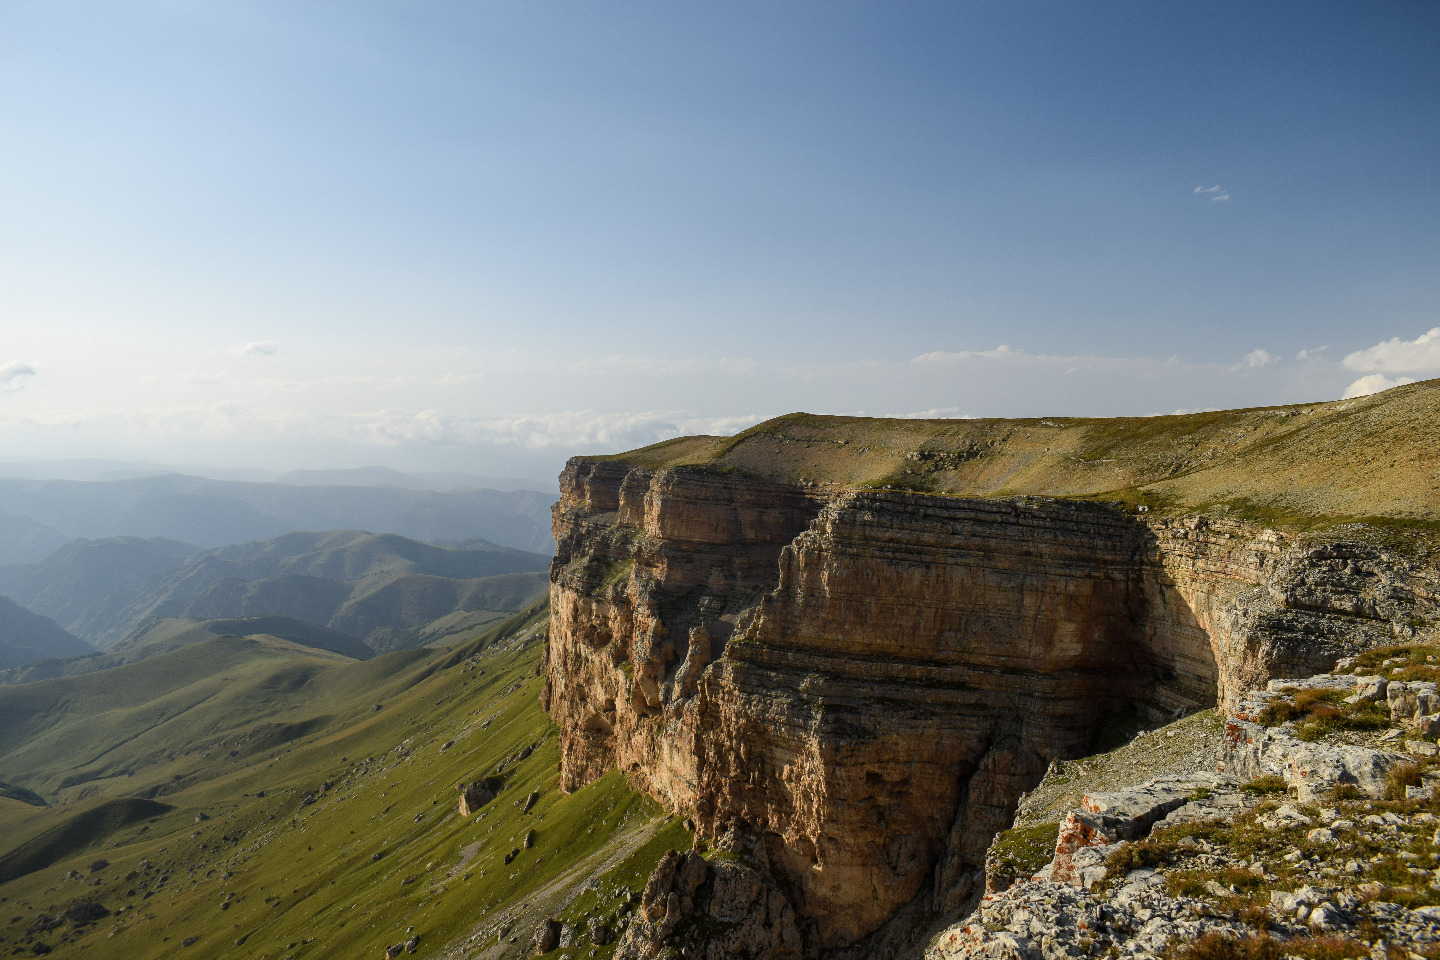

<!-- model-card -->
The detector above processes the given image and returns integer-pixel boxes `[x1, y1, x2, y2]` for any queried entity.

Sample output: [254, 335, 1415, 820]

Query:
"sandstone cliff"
[544, 383, 1440, 954]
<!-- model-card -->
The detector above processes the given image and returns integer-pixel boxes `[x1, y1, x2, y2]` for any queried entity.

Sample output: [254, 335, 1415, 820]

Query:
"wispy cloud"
[1232, 348, 1277, 370]
[1343, 327, 1440, 374]
[0, 362, 36, 392]
[1295, 346, 1329, 362]
[1193, 184, 1230, 201]
[233, 341, 281, 357]
[912, 345, 1023, 363]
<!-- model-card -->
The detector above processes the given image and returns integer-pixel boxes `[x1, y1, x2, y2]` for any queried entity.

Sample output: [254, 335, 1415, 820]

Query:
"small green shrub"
[1240, 775, 1288, 795]
[1385, 763, 1422, 801]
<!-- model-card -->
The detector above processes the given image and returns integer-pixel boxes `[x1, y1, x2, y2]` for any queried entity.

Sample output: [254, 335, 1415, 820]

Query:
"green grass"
[0, 601, 677, 960]
[0, 798, 173, 884]
[1256, 686, 1390, 742]
[986, 822, 1059, 889]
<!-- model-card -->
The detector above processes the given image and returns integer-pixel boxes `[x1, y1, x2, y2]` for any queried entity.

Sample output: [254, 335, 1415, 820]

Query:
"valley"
[0, 605, 688, 960]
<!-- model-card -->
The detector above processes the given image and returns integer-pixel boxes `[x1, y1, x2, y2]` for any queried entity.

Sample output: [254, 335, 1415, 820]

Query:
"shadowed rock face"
[545, 458, 1438, 949]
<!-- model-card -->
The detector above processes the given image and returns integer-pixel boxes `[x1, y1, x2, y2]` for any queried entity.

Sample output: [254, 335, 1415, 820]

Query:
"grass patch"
[1343, 643, 1440, 684]
[1240, 775, 1288, 796]
[1385, 763, 1422, 801]
[1168, 932, 1369, 960]
[987, 822, 1059, 888]
[1257, 686, 1389, 741]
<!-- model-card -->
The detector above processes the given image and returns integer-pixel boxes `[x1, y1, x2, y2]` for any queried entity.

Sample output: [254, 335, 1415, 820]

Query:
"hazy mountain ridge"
[0, 537, 201, 642]
[0, 597, 93, 671]
[101, 530, 550, 652]
[0, 473, 559, 562]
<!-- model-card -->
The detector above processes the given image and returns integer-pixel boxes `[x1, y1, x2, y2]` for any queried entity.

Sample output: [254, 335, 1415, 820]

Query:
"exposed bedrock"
[545, 459, 1439, 950]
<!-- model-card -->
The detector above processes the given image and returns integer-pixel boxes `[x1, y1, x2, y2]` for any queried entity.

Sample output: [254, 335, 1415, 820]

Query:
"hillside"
[0, 596, 93, 670]
[605, 377, 1440, 532]
[0, 605, 689, 960]
[0, 616, 372, 685]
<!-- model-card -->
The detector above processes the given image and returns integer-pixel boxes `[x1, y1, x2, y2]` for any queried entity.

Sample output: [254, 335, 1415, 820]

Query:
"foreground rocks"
[928, 647, 1440, 959]
[613, 833, 803, 960]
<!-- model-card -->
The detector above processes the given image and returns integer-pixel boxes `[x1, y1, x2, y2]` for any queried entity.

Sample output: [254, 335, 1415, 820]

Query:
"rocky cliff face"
[545, 458, 1439, 952]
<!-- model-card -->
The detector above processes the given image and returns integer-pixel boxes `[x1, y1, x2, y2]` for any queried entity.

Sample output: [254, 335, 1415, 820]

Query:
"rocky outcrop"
[929, 661, 1440, 959]
[457, 776, 504, 816]
[614, 838, 803, 960]
[546, 458, 1440, 950]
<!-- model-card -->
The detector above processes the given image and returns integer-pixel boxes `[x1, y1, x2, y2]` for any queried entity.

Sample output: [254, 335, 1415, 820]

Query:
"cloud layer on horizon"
[0, 329, 1430, 479]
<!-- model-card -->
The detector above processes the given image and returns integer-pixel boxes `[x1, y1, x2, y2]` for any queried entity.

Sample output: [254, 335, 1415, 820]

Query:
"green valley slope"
[0, 604, 689, 960]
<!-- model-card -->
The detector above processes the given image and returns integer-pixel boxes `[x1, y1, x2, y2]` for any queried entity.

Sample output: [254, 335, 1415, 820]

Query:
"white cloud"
[1192, 185, 1230, 202]
[1343, 327, 1440, 374]
[233, 341, 281, 357]
[1232, 349, 1276, 370]
[1211, 193, 1230, 202]
[1194, 185, 1223, 194]
[1296, 346, 1329, 362]
[0, 362, 36, 392]
[912, 345, 1022, 363]
[1343, 374, 1418, 399]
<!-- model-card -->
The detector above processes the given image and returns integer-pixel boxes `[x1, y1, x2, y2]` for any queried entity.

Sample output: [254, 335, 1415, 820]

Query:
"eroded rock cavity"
[545, 459, 1435, 950]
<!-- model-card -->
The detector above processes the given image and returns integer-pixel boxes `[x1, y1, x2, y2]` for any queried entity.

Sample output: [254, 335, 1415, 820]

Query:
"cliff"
[544, 381, 1440, 953]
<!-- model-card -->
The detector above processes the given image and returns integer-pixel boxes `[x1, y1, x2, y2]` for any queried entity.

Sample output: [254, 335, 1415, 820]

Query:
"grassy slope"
[0, 605, 685, 960]
[598, 378, 1440, 532]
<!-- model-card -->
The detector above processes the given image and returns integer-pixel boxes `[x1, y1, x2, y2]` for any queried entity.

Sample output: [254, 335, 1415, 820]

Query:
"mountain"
[100, 530, 551, 652]
[9, 383, 1438, 959]
[0, 473, 558, 555]
[0, 597, 93, 670]
[0, 537, 200, 641]
[0, 530, 549, 654]
[0, 512, 71, 565]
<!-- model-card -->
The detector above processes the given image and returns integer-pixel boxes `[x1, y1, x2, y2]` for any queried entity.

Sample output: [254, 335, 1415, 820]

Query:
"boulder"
[458, 776, 505, 816]
[1388, 681, 1440, 725]
[532, 918, 561, 954]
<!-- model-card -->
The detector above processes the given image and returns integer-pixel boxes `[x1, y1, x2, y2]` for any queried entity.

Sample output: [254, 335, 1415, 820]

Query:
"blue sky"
[1, 1, 1437, 481]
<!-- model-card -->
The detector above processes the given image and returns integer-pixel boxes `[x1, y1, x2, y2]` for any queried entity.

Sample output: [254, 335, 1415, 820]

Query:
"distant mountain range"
[0, 596, 93, 670]
[0, 472, 559, 563]
[0, 459, 555, 491]
[0, 531, 551, 662]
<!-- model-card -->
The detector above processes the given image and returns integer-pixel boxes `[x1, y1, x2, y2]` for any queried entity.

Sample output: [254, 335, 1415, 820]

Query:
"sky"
[1, 1, 1437, 484]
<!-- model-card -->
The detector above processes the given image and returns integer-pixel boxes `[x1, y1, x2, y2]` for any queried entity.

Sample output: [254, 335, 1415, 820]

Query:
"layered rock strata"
[545, 459, 1440, 950]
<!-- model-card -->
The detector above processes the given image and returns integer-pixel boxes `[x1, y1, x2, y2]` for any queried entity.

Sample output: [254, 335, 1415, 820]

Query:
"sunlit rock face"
[546, 457, 1434, 948]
